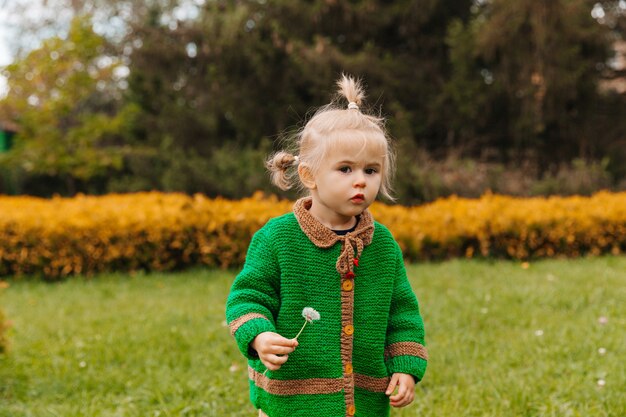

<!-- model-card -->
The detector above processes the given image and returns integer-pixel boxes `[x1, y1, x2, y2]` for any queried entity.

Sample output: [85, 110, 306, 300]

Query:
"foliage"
[377, 191, 626, 261]
[529, 158, 614, 196]
[0, 192, 292, 279]
[1, 258, 625, 415]
[0, 191, 625, 280]
[438, 0, 614, 164]
[394, 141, 619, 204]
[116, 0, 474, 195]
[0, 1, 625, 198]
[0, 15, 132, 194]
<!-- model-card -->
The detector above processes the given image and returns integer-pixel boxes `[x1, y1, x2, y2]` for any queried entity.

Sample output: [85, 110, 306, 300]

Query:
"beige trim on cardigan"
[249, 366, 391, 396]
[229, 313, 270, 336]
[384, 341, 429, 361]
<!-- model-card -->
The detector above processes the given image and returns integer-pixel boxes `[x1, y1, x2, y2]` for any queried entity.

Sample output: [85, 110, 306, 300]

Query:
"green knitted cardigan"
[226, 198, 428, 417]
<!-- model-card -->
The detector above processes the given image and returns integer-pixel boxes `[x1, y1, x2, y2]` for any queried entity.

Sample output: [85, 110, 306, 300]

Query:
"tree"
[438, 0, 613, 166]
[0, 15, 131, 194]
[2, 0, 623, 198]
[117, 0, 474, 197]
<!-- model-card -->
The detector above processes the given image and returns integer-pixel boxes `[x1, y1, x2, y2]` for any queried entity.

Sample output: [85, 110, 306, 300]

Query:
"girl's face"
[303, 140, 384, 229]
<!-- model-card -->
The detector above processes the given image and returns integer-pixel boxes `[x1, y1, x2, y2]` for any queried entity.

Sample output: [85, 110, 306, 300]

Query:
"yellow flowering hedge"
[370, 191, 626, 261]
[0, 191, 624, 280]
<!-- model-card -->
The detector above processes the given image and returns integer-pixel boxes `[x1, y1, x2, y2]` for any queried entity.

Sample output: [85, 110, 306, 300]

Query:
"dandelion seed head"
[535, 330, 544, 337]
[597, 379, 606, 387]
[598, 316, 608, 325]
[598, 347, 607, 355]
[302, 307, 321, 323]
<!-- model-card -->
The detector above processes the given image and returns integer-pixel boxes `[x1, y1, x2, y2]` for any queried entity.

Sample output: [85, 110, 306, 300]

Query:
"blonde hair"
[267, 74, 396, 201]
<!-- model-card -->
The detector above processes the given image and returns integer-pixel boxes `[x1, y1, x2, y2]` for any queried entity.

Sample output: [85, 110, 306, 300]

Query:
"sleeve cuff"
[233, 317, 276, 360]
[385, 355, 428, 382]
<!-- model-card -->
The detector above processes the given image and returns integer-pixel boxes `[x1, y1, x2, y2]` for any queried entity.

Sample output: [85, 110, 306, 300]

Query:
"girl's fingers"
[385, 374, 399, 396]
[390, 390, 411, 404]
[390, 388, 415, 408]
[261, 354, 289, 371]
[266, 354, 289, 366]
[256, 333, 297, 371]
[268, 334, 298, 348]
[257, 336, 297, 355]
[267, 344, 296, 355]
[259, 345, 295, 355]
[273, 336, 298, 349]
[389, 375, 415, 408]
[389, 384, 407, 402]
[264, 362, 281, 371]
[268, 354, 289, 365]
[391, 398, 411, 407]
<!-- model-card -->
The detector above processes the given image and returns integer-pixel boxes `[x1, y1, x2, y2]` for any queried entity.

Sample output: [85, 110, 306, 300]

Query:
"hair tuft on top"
[336, 73, 365, 107]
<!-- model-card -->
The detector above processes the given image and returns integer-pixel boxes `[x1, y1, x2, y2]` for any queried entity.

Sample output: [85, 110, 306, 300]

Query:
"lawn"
[1, 257, 624, 417]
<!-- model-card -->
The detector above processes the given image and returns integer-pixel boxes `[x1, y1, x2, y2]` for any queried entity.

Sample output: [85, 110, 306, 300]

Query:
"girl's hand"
[385, 372, 415, 408]
[251, 332, 298, 371]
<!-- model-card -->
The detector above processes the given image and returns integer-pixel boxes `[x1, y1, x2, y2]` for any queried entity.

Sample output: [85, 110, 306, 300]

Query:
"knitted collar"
[293, 197, 375, 274]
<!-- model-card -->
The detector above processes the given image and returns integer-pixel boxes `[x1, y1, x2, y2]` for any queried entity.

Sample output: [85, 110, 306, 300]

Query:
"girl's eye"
[339, 166, 351, 173]
[365, 168, 378, 175]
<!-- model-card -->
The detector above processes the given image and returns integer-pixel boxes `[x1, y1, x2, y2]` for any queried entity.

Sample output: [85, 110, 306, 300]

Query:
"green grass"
[1, 257, 625, 417]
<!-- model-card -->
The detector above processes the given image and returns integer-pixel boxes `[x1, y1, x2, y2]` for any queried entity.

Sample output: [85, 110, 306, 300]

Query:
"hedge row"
[373, 191, 626, 261]
[0, 191, 625, 280]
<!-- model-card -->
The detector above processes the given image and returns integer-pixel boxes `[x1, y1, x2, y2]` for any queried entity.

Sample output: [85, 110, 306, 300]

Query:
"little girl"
[226, 75, 428, 417]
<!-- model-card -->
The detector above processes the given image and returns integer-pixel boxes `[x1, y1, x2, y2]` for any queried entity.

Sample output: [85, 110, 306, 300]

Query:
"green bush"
[530, 158, 613, 196]
[393, 140, 618, 205]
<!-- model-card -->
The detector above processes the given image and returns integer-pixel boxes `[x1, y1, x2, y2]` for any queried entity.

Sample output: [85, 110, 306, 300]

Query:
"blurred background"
[1, 0, 625, 205]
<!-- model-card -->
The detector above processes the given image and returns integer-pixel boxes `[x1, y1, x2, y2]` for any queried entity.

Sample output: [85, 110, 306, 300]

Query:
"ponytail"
[266, 151, 299, 191]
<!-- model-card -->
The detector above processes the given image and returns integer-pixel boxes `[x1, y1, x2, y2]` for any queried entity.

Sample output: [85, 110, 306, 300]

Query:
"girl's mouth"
[351, 194, 365, 203]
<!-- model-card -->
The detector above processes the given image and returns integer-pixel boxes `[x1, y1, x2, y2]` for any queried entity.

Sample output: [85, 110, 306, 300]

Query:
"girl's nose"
[354, 171, 366, 187]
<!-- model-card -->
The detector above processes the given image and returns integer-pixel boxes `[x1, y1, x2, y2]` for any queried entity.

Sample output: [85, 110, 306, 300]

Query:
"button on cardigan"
[226, 197, 428, 417]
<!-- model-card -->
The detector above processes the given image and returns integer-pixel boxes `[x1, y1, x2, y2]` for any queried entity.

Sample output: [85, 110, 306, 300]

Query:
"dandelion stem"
[294, 320, 308, 340]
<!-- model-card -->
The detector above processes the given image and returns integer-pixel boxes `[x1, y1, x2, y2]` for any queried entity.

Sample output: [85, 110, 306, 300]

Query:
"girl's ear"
[298, 164, 316, 190]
